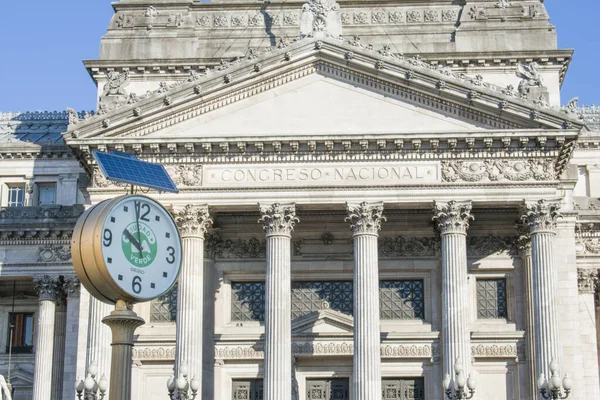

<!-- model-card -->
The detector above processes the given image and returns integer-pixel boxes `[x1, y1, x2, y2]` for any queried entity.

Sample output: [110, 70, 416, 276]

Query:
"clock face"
[100, 195, 181, 301]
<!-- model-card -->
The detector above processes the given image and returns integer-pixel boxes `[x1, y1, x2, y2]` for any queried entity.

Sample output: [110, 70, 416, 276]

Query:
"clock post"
[102, 300, 145, 400]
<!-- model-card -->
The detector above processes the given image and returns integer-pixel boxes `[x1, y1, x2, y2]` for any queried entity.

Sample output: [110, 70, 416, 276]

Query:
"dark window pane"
[291, 281, 353, 318]
[150, 284, 178, 322]
[382, 378, 425, 400]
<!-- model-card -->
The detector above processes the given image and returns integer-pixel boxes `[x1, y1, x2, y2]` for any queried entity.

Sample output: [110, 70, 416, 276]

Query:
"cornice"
[65, 37, 584, 145]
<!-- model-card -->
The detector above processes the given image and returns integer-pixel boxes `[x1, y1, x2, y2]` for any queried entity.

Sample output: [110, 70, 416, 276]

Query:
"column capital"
[346, 202, 386, 236]
[515, 223, 532, 256]
[259, 203, 299, 237]
[577, 268, 598, 294]
[33, 275, 60, 301]
[63, 275, 81, 298]
[174, 205, 213, 238]
[520, 199, 562, 234]
[432, 200, 473, 235]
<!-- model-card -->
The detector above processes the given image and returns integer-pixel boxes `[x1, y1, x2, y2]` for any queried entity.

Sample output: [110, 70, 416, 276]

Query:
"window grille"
[231, 282, 266, 321]
[150, 284, 178, 322]
[382, 378, 425, 400]
[7, 184, 25, 207]
[291, 281, 353, 318]
[379, 280, 425, 320]
[232, 379, 263, 400]
[476, 279, 507, 319]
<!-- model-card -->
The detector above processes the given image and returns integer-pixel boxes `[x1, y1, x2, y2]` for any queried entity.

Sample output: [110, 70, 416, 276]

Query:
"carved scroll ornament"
[259, 203, 299, 237]
[441, 159, 555, 183]
[432, 200, 473, 235]
[174, 205, 213, 237]
[520, 200, 562, 234]
[345, 202, 386, 236]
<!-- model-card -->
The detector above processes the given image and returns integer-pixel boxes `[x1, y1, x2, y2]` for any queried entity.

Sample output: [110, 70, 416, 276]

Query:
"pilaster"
[259, 203, 299, 400]
[51, 294, 67, 400]
[174, 204, 213, 387]
[62, 276, 82, 400]
[346, 201, 385, 400]
[432, 200, 473, 380]
[577, 268, 600, 400]
[32, 275, 60, 400]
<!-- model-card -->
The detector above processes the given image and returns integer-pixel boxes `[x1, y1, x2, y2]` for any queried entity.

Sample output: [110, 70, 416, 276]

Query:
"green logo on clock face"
[121, 222, 158, 268]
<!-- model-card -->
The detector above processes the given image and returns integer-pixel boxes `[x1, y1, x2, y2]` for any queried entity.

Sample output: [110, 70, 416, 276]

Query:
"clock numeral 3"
[103, 229, 112, 246]
[166, 246, 176, 264]
[132, 276, 142, 294]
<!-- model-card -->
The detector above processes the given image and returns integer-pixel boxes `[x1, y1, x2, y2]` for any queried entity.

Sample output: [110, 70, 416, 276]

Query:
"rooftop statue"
[300, 0, 342, 39]
[102, 71, 130, 98]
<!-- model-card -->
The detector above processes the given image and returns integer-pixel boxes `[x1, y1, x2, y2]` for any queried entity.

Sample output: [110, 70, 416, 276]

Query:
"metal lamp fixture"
[75, 362, 108, 400]
[167, 362, 200, 400]
[537, 359, 571, 399]
[443, 358, 476, 400]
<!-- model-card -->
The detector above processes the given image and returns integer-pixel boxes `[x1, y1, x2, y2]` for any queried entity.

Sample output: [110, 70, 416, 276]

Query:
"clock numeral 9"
[166, 246, 175, 264]
[103, 229, 112, 246]
[132, 276, 142, 294]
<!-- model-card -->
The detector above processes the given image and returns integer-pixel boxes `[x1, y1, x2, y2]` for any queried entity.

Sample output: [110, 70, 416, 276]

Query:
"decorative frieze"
[577, 268, 599, 293]
[441, 159, 556, 183]
[173, 205, 213, 237]
[170, 164, 203, 187]
[378, 236, 440, 257]
[577, 238, 600, 255]
[432, 200, 473, 235]
[37, 245, 71, 262]
[259, 203, 299, 237]
[467, 236, 517, 257]
[520, 199, 562, 234]
[346, 202, 385, 236]
[133, 346, 176, 361]
[214, 237, 266, 259]
[471, 344, 522, 359]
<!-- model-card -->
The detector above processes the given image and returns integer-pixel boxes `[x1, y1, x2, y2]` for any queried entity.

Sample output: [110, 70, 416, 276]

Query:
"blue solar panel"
[93, 151, 179, 193]
[110, 150, 138, 159]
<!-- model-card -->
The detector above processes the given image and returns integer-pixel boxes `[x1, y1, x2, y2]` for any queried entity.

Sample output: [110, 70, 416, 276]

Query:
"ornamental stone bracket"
[577, 268, 599, 293]
[173, 205, 213, 238]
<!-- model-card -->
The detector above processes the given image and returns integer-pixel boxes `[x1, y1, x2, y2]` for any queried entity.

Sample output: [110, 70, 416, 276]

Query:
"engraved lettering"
[311, 169, 322, 180]
[259, 169, 269, 181]
[274, 169, 283, 180]
[222, 170, 232, 181]
[359, 168, 370, 179]
[299, 169, 309, 180]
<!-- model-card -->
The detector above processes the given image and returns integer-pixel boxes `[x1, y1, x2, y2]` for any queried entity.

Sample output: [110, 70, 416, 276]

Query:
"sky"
[0, 1, 598, 113]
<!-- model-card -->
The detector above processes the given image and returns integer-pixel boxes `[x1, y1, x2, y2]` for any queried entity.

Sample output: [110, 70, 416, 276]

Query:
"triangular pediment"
[291, 308, 354, 334]
[148, 73, 486, 138]
[64, 36, 584, 144]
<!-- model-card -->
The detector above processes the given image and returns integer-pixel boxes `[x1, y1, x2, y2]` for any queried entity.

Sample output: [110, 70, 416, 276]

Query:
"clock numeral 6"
[132, 276, 142, 294]
[103, 229, 112, 247]
[166, 246, 176, 264]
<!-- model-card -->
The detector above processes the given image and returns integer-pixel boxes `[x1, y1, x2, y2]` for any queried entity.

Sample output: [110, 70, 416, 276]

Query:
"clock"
[72, 195, 182, 304]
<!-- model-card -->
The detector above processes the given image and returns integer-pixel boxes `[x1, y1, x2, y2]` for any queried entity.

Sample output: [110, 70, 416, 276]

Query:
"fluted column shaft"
[346, 202, 385, 400]
[518, 233, 536, 400]
[51, 297, 66, 400]
[521, 200, 562, 388]
[87, 298, 113, 381]
[32, 275, 60, 400]
[433, 201, 473, 379]
[259, 203, 299, 400]
[62, 276, 82, 400]
[174, 205, 213, 387]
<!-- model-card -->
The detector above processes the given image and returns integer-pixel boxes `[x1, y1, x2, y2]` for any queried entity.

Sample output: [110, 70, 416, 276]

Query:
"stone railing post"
[432, 200, 473, 379]
[259, 203, 299, 400]
[32, 275, 60, 400]
[174, 205, 213, 387]
[521, 200, 562, 387]
[346, 201, 385, 400]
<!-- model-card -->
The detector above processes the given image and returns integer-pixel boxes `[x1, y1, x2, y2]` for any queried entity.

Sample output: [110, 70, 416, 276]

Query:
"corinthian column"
[32, 275, 60, 400]
[346, 202, 385, 400]
[517, 228, 536, 400]
[259, 203, 299, 400]
[521, 200, 562, 385]
[174, 205, 213, 386]
[432, 201, 473, 380]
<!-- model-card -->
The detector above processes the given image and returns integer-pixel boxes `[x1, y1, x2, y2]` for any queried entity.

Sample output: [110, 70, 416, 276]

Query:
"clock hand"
[134, 201, 144, 259]
[123, 230, 143, 253]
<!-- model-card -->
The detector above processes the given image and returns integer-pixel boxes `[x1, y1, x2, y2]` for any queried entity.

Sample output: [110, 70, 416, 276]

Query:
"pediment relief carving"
[291, 308, 354, 334]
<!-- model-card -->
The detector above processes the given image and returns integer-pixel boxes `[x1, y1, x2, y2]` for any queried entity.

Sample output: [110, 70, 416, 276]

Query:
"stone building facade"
[1, 1, 600, 399]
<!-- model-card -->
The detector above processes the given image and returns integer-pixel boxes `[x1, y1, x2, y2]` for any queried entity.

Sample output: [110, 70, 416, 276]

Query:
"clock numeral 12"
[134, 201, 151, 222]
[132, 276, 142, 294]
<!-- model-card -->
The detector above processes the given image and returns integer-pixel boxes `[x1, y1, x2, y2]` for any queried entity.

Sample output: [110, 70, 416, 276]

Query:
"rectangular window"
[231, 282, 266, 321]
[150, 284, 177, 323]
[7, 312, 34, 354]
[382, 378, 425, 400]
[232, 379, 263, 400]
[379, 280, 425, 320]
[291, 281, 353, 318]
[7, 184, 25, 207]
[477, 279, 508, 319]
[37, 183, 56, 205]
